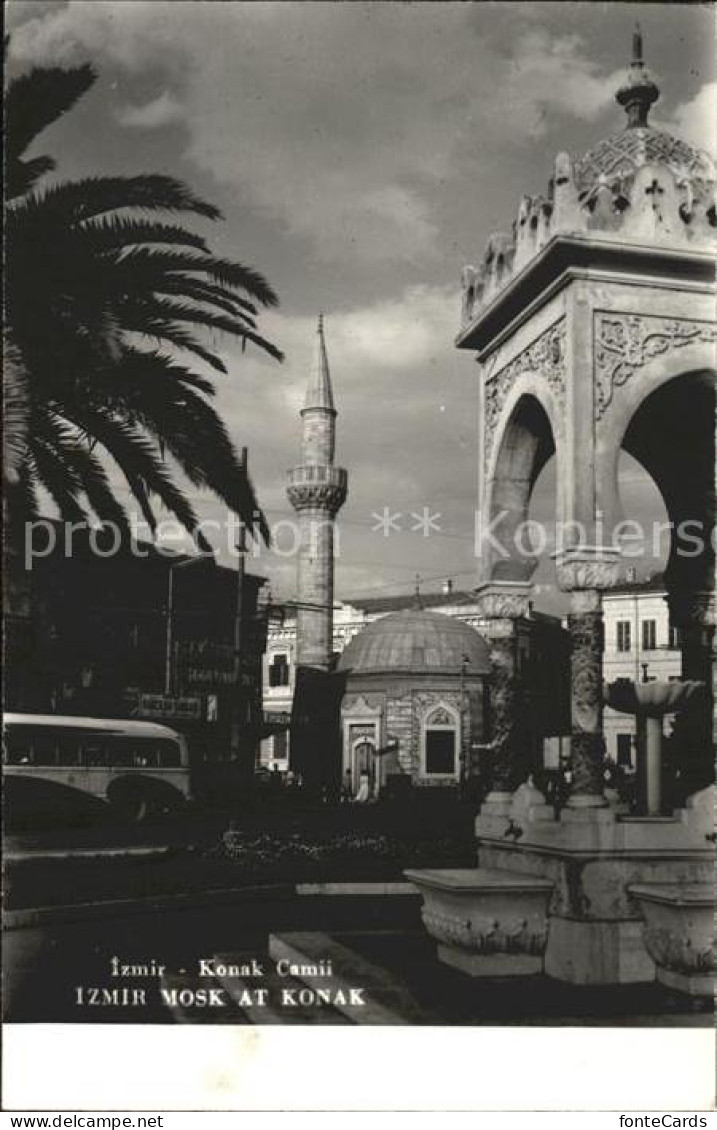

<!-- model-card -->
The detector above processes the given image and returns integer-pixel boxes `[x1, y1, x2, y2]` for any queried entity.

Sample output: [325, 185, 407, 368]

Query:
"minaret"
[287, 315, 347, 670]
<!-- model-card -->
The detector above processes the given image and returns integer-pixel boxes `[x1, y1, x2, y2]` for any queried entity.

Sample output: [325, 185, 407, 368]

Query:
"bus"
[3, 713, 192, 822]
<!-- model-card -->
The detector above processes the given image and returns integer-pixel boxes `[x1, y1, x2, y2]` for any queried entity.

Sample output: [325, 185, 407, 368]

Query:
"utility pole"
[165, 555, 209, 696]
[230, 447, 248, 767]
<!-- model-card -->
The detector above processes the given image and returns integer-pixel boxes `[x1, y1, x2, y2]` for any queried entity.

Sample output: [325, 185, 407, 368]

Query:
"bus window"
[32, 732, 58, 766]
[57, 735, 80, 766]
[157, 740, 180, 767]
[108, 738, 134, 767]
[82, 741, 107, 767]
[132, 741, 159, 768]
[4, 731, 33, 764]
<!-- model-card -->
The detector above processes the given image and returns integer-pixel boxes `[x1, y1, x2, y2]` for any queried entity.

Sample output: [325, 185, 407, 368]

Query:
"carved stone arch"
[421, 701, 460, 728]
[596, 344, 716, 561]
[482, 381, 562, 584]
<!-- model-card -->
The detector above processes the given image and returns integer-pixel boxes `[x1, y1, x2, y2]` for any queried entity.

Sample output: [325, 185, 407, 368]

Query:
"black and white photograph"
[2, 0, 716, 1113]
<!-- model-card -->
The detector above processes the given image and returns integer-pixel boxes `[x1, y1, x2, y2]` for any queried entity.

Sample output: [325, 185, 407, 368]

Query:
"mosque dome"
[337, 609, 491, 676]
[574, 28, 714, 196]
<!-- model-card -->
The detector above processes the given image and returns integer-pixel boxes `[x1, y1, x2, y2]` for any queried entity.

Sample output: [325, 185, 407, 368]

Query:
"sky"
[7, 0, 716, 610]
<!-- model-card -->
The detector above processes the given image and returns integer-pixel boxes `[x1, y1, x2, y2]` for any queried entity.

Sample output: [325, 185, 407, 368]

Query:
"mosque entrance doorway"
[351, 738, 378, 800]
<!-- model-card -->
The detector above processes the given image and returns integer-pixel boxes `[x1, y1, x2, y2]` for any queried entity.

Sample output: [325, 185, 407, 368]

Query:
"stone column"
[474, 580, 532, 815]
[555, 548, 620, 814]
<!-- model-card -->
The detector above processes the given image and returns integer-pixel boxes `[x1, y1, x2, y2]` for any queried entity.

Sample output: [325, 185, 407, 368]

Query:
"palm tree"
[4, 60, 281, 548]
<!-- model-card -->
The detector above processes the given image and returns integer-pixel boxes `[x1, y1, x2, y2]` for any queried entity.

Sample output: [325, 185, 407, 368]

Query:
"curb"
[3, 882, 294, 930]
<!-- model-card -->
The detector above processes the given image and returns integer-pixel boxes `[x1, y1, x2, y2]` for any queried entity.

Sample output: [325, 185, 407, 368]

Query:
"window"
[616, 621, 631, 652]
[422, 706, 459, 777]
[668, 625, 681, 650]
[268, 652, 290, 687]
[425, 730, 456, 775]
[641, 619, 657, 651]
[616, 733, 633, 767]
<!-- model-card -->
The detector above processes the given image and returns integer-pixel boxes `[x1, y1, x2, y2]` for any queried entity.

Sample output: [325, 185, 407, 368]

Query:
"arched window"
[421, 704, 460, 779]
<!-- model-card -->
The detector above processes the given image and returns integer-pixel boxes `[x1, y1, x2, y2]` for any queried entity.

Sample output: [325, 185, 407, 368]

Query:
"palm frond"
[57, 405, 211, 550]
[115, 374, 270, 541]
[5, 63, 96, 163]
[110, 246, 279, 307]
[26, 174, 223, 223]
[77, 216, 210, 254]
[2, 328, 31, 483]
[152, 277, 259, 319]
[120, 312, 228, 372]
[8, 155, 56, 199]
[34, 411, 131, 532]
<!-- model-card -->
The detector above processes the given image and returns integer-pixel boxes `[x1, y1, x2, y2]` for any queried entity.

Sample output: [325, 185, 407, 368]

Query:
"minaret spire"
[303, 313, 335, 415]
[616, 23, 659, 128]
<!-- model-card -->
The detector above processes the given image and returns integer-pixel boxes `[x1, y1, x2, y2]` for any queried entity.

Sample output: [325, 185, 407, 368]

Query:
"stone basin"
[404, 867, 554, 977]
[628, 882, 715, 997]
[606, 679, 704, 718]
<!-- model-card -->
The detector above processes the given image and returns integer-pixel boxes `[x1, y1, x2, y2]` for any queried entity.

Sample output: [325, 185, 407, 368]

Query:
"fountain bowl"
[605, 679, 705, 718]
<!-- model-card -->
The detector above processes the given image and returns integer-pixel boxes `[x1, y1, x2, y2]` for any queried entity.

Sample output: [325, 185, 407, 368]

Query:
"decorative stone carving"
[286, 477, 348, 515]
[405, 868, 554, 977]
[554, 547, 621, 594]
[488, 635, 525, 794]
[629, 882, 715, 997]
[667, 589, 717, 631]
[342, 694, 382, 716]
[594, 313, 717, 418]
[420, 908, 547, 956]
[426, 707, 454, 727]
[567, 603, 608, 802]
[474, 581, 533, 621]
[483, 319, 565, 466]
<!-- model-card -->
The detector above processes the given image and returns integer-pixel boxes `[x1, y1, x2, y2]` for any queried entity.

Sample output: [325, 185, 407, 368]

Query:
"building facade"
[7, 525, 268, 800]
[602, 574, 681, 767]
[261, 585, 570, 782]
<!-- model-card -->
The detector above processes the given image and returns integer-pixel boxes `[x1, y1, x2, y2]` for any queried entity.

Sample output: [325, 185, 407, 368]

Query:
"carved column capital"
[553, 546, 621, 594]
[667, 589, 717, 631]
[474, 580, 533, 622]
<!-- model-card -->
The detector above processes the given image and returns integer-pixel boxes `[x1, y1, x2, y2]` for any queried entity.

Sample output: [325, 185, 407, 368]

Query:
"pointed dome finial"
[632, 23, 643, 65]
[302, 312, 335, 414]
[616, 24, 659, 128]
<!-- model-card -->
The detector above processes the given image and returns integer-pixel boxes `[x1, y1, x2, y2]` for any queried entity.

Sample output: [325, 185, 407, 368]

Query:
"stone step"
[269, 931, 428, 1025]
[211, 952, 350, 1025]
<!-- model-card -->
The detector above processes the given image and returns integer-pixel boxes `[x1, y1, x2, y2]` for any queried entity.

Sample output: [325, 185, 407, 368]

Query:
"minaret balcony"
[287, 464, 348, 514]
[288, 465, 347, 489]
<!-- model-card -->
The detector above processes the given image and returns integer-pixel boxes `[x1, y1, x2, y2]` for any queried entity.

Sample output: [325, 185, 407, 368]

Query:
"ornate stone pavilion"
[410, 33, 715, 990]
[337, 607, 491, 796]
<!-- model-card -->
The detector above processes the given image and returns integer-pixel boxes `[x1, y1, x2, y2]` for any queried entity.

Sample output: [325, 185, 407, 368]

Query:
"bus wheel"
[108, 787, 151, 824]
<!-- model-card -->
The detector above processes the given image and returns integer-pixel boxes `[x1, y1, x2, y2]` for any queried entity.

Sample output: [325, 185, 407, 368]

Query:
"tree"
[4, 60, 281, 548]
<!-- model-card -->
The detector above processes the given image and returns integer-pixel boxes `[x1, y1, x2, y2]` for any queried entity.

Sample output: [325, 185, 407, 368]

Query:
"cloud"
[666, 82, 717, 158]
[502, 29, 623, 136]
[116, 91, 184, 129]
[7, 2, 635, 264]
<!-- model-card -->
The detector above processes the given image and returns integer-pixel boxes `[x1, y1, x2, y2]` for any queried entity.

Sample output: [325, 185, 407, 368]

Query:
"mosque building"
[261, 318, 570, 795]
